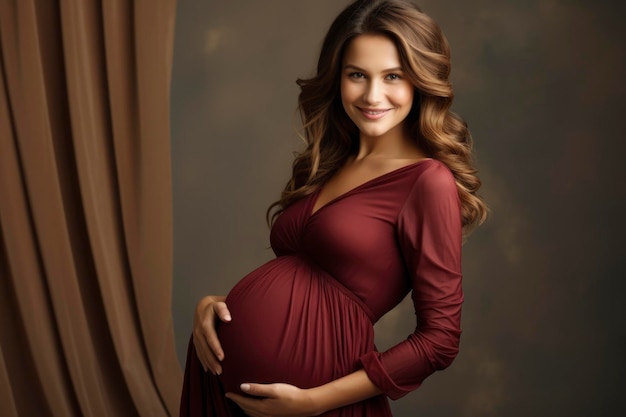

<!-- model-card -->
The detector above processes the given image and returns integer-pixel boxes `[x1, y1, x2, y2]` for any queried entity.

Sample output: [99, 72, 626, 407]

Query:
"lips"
[357, 107, 391, 120]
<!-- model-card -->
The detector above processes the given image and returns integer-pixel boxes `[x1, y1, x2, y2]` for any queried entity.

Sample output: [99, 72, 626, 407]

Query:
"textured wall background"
[170, 1, 626, 415]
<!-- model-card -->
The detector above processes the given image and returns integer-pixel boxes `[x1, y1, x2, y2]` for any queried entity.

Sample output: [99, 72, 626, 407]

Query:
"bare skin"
[192, 295, 229, 375]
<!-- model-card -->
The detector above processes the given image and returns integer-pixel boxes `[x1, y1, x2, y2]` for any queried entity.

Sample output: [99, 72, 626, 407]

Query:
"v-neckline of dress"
[309, 158, 433, 218]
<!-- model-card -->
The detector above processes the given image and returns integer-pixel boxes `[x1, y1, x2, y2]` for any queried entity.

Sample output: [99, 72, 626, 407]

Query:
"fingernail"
[224, 314, 232, 321]
[240, 383, 250, 392]
[217, 353, 224, 361]
[216, 368, 222, 375]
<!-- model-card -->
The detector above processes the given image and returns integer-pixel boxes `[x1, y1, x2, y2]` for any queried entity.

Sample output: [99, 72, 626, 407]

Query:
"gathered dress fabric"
[179, 159, 463, 416]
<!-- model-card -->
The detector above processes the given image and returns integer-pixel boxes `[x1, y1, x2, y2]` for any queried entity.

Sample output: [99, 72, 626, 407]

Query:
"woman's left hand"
[225, 383, 321, 417]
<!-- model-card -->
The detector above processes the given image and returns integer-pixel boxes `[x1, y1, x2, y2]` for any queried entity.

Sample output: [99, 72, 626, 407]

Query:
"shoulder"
[410, 159, 457, 197]
[398, 159, 460, 218]
[397, 159, 462, 237]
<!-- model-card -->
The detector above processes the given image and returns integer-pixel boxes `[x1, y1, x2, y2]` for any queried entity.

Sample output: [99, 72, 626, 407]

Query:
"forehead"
[342, 34, 402, 69]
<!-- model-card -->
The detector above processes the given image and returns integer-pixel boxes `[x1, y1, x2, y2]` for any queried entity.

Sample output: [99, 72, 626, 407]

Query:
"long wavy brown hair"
[268, 0, 487, 233]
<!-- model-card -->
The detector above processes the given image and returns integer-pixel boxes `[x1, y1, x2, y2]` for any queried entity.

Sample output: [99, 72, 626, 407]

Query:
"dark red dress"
[180, 159, 463, 416]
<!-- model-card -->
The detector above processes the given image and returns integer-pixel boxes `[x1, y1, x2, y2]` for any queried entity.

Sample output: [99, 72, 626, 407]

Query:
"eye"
[348, 72, 366, 79]
[385, 73, 402, 81]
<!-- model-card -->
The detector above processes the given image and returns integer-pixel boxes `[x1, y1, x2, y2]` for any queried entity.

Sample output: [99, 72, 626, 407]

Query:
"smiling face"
[340, 34, 415, 143]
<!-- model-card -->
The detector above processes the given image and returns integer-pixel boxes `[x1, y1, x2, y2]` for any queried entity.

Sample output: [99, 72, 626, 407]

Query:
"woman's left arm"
[225, 369, 380, 417]
[358, 162, 463, 399]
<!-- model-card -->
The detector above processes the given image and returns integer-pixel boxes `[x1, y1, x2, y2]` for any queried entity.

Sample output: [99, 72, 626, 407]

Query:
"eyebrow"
[343, 64, 404, 73]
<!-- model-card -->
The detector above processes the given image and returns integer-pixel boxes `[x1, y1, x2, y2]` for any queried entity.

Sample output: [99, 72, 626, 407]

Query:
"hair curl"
[268, 0, 487, 233]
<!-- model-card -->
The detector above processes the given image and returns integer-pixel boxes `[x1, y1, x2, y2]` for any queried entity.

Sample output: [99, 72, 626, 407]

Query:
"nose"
[362, 80, 382, 105]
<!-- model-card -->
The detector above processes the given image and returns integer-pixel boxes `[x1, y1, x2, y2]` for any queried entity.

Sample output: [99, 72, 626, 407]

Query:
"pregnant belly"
[218, 255, 374, 394]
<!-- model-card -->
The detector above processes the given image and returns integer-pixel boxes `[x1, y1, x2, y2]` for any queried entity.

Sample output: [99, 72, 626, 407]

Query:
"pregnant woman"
[180, 0, 487, 416]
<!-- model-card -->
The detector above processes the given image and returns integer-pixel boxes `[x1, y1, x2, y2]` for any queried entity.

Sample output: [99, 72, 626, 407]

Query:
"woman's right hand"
[192, 295, 231, 375]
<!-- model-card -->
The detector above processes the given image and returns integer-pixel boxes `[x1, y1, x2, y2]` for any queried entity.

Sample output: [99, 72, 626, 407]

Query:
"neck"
[355, 128, 423, 161]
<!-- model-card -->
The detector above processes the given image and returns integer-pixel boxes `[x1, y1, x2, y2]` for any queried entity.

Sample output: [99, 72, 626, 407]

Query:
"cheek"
[341, 79, 360, 105]
[393, 86, 414, 106]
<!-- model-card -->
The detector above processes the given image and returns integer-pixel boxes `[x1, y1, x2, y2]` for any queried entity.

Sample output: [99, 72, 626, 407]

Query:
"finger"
[195, 302, 224, 362]
[191, 296, 229, 374]
[240, 383, 276, 398]
[202, 318, 225, 362]
[214, 301, 232, 322]
[192, 329, 210, 372]
[203, 301, 231, 361]
[192, 329, 223, 374]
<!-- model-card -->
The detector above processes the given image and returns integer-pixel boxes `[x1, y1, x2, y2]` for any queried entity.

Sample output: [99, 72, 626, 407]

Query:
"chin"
[359, 127, 391, 139]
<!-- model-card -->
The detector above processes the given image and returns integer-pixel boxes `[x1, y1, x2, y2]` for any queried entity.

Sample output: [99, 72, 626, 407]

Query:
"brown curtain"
[0, 1, 182, 416]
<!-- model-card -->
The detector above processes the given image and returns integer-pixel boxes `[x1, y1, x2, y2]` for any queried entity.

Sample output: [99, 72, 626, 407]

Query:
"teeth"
[365, 110, 385, 114]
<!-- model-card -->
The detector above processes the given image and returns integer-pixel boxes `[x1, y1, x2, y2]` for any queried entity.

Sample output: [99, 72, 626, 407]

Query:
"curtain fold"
[0, 1, 182, 416]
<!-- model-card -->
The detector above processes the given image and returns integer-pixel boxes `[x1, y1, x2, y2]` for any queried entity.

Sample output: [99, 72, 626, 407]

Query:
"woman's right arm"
[192, 295, 231, 375]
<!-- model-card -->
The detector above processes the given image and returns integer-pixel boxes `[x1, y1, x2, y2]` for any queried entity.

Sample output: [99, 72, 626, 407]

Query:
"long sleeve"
[359, 162, 463, 400]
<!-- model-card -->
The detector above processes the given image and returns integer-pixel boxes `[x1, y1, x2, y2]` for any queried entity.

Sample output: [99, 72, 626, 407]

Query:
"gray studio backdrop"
[170, 1, 625, 416]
